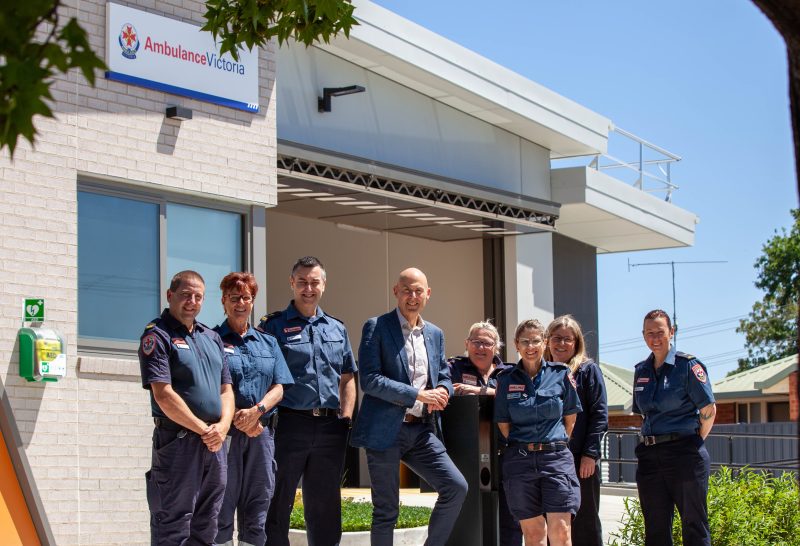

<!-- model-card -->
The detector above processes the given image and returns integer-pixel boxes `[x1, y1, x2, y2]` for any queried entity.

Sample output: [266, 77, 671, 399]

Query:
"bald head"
[393, 267, 431, 325]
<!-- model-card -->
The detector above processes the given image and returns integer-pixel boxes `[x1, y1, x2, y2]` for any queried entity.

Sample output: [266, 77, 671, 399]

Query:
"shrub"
[609, 467, 800, 546]
[290, 497, 432, 532]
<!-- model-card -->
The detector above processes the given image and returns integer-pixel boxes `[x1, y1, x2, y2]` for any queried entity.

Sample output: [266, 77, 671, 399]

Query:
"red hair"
[219, 272, 258, 297]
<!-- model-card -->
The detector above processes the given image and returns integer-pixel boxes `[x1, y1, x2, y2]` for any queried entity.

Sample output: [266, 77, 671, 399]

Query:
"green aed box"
[18, 328, 67, 382]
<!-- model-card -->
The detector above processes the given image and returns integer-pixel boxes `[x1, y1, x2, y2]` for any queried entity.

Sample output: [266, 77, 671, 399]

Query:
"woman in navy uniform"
[214, 272, 295, 546]
[495, 319, 581, 546]
[633, 309, 716, 546]
[448, 320, 520, 546]
[545, 315, 608, 546]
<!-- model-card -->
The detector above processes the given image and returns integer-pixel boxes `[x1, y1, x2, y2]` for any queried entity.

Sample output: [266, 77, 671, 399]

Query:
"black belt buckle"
[311, 408, 323, 417]
[642, 435, 656, 446]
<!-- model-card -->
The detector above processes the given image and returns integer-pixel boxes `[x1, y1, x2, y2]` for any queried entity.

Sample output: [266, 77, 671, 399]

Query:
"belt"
[280, 407, 339, 418]
[638, 433, 686, 446]
[511, 441, 568, 452]
[153, 417, 184, 431]
[403, 414, 423, 424]
[260, 412, 279, 429]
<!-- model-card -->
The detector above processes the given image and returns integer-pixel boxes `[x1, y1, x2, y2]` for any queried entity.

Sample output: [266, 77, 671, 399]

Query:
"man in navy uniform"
[633, 309, 716, 546]
[138, 270, 234, 545]
[351, 267, 467, 546]
[261, 256, 357, 546]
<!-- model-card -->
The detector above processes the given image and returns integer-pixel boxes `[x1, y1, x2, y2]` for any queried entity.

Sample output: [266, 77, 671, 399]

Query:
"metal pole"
[671, 261, 678, 346]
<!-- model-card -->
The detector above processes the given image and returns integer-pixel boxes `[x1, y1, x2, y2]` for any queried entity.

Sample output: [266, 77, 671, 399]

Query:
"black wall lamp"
[165, 105, 192, 121]
[318, 85, 366, 112]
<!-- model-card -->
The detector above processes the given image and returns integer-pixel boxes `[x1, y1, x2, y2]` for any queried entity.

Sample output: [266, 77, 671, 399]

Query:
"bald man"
[351, 268, 467, 546]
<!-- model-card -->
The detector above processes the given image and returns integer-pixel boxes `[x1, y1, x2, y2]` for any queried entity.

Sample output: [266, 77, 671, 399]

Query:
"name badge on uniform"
[462, 374, 478, 386]
[284, 326, 302, 334]
[223, 345, 235, 354]
[507, 392, 521, 399]
[509, 384, 525, 392]
[286, 334, 302, 342]
[637, 377, 650, 383]
[172, 337, 189, 349]
[634, 386, 645, 392]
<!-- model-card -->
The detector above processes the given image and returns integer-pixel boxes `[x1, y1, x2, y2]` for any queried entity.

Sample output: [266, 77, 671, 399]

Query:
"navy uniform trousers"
[216, 426, 277, 546]
[635, 435, 711, 546]
[266, 411, 349, 546]
[366, 422, 468, 546]
[146, 426, 227, 545]
[571, 468, 602, 546]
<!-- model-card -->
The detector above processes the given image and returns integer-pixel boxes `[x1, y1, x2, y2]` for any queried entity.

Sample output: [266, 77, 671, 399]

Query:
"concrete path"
[340, 486, 636, 545]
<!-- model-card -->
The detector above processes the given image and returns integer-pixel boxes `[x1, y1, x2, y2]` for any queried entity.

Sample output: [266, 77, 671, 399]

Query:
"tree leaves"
[733, 209, 800, 374]
[0, 1, 106, 158]
[201, 0, 358, 61]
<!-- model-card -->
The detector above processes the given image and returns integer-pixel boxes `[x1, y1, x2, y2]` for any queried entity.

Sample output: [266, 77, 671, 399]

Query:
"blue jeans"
[366, 422, 467, 546]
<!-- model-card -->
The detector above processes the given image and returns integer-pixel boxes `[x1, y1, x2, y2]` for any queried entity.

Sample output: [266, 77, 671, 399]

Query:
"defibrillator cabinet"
[18, 328, 67, 382]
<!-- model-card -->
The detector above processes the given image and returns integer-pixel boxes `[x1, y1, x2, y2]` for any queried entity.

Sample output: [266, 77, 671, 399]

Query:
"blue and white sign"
[105, 3, 259, 112]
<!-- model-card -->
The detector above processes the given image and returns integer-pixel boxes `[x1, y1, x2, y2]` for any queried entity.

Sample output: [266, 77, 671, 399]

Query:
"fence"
[603, 421, 798, 483]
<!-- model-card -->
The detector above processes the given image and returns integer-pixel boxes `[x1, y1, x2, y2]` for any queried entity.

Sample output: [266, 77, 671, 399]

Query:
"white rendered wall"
[277, 45, 552, 200]
[503, 233, 555, 356]
[0, 0, 277, 543]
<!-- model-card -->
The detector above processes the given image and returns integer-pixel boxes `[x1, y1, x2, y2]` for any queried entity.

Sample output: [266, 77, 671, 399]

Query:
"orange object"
[0, 427, 41, 546]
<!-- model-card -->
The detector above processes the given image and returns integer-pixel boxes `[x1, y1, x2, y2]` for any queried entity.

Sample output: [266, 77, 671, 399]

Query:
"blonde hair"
[464, 320, 503, 356]
[545, 315, 589, 374]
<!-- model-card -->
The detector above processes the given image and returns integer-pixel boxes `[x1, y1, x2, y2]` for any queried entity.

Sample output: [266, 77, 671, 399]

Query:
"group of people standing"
[139, 257, 716, 546]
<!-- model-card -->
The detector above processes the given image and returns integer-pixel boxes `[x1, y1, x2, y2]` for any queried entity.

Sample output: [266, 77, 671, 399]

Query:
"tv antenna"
[627, 259, 726, 345]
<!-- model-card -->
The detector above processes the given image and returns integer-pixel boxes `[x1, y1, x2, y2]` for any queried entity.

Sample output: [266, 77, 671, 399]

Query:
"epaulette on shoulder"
[676, 351, 697, 361]
[144, 322, 157, 330]
[261, 311, 281, 324]
[323, 311, 345, 324]
[447, 355, 466, 365]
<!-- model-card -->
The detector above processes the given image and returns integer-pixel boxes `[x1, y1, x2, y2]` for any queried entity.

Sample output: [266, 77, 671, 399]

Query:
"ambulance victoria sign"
[106, 3, 259, 112]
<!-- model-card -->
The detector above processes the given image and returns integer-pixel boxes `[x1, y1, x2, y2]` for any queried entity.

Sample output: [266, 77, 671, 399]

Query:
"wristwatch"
[257, 403, 268, 414]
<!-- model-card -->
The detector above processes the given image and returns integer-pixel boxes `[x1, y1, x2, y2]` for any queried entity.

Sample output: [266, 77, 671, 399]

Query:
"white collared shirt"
[396, 308, 428, 417]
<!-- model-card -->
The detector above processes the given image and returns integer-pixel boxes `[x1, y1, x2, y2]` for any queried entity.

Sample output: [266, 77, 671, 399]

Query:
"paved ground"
[341, 485, 636, 545]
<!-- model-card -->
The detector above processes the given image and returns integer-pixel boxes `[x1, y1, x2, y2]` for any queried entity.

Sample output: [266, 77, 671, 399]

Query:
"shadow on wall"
[1, 336, 46, 448]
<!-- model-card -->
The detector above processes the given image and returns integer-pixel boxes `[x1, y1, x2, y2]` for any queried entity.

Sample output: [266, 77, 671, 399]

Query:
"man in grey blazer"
[351, 268, 467, 546]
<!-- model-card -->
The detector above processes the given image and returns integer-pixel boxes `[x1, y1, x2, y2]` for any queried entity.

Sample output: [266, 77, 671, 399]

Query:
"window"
[736, 403, 749, 424]
[767, 401, 790, 422]
[78, 188, 244, 349]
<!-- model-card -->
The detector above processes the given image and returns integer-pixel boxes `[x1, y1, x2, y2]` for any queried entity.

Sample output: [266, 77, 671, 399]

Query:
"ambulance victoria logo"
[119, 23, 140, 59]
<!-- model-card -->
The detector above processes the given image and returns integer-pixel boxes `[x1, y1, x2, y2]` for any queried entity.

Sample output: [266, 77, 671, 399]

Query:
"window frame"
[77, 180, 251, 356]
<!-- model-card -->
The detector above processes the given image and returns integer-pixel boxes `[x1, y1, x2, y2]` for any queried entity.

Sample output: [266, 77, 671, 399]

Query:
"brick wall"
[608, 413, 642, 429]
[0, 1, 276, 543]
[715, 402, 736, 424]
[790, 371, 799, 421]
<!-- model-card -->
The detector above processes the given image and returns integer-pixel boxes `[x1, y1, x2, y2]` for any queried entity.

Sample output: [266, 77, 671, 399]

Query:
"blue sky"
[371, 0, 798, 377]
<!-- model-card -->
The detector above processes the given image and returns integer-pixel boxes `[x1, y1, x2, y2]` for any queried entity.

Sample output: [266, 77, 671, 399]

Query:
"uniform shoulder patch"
[691, 363, 708, 384]
[141, 333, 157, 356]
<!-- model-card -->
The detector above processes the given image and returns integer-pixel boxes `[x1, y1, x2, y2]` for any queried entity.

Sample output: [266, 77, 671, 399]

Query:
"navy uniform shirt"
[569, 360, 608, 460]
[633, 345, 715, 436]
[214, 320, 295, 418]
[448, 355, 512, 388]
[139, 308, 232, 423]
[494, 360, 582, 444]
[260, 301, 357, 410]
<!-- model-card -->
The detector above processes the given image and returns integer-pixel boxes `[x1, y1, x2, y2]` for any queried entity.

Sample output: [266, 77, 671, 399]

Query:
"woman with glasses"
[448, 321, 521, 546]
[495, 319, 582, 546]
[214, 272, 294, 546]
[545, 315, 608, 546]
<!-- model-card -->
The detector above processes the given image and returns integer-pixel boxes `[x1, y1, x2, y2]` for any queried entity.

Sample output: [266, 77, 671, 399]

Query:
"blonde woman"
[545, 315, 608, 546]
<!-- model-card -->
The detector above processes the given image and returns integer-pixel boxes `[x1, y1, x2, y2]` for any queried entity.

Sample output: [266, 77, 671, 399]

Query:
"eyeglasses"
[226, 294, 253, 303]
[517, 338, 544, 347]
[549, 335, 575, 345]
[468, 339, 496, 349]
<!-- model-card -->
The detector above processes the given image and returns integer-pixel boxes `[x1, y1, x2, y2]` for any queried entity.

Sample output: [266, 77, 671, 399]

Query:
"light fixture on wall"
[318, 85, 366, 112]
[165, 105, 192, 121]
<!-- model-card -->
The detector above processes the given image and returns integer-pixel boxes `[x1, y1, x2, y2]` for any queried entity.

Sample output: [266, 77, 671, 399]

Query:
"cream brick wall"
[0, 0, 276, 543]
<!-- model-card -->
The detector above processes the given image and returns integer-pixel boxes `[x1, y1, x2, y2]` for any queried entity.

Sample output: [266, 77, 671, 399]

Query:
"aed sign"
[23, 298, 45, 322]
[105, 3, 259, 112]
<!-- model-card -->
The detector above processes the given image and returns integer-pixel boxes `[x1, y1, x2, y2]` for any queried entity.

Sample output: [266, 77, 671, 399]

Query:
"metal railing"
[602, 427, 798, 483]
[555, 127, 682, 202]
